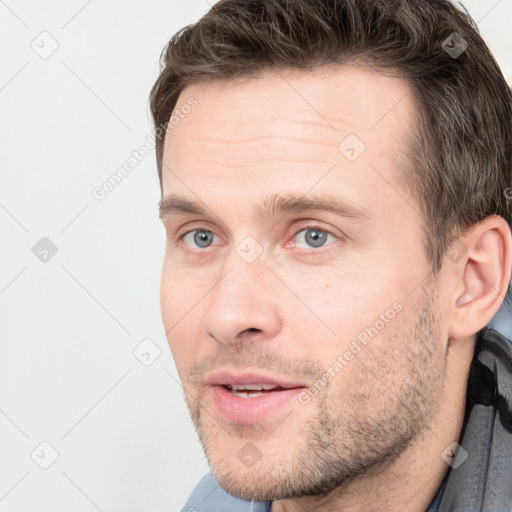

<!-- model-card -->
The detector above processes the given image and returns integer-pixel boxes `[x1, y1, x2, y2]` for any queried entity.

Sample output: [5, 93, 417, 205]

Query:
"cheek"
[290, 273, 419, 384]
[160, 260, 203, 373]
[159, 259, 176, 328]
[163, 316, 204, 385]
[289, 269, 399, 341]
[160, 255, 203, 324]
[322, 303, 417, 401]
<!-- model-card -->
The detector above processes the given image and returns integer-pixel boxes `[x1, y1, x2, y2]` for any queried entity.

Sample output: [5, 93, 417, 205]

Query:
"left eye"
[292, 226, 338, 249]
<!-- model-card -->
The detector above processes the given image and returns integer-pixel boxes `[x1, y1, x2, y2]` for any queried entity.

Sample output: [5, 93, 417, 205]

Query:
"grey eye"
[303, 228, 328, 248]
[293, 227, 336, 249]
[183, 230, 215, 248]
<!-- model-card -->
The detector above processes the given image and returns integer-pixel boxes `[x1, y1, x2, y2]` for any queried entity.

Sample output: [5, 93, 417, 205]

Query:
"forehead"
[161, 64, 416, 218]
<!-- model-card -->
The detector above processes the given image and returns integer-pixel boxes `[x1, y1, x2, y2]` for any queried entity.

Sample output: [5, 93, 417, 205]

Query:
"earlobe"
[447, 216, 512, 341]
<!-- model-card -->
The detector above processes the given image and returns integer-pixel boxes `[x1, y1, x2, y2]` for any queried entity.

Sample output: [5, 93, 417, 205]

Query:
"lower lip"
[210, 385, 306, 424]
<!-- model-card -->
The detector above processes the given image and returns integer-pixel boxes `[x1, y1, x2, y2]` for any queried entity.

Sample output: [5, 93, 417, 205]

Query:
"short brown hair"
[149, 0, 512, 270]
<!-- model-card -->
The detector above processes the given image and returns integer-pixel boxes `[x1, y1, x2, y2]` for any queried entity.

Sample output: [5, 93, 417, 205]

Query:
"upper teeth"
[228, 384, 278, 390]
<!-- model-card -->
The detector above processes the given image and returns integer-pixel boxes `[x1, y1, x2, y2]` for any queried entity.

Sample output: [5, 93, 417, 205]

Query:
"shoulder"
[181, 473, 272, 512]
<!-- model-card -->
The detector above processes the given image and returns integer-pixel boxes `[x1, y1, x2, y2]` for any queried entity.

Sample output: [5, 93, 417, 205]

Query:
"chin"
[212, 464, 285, 501]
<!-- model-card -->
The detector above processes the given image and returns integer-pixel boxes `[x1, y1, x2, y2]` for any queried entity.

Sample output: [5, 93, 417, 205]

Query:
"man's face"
[160, 65, 449, 500]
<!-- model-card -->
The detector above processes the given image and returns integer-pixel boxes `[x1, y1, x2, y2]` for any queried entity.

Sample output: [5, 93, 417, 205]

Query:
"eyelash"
[175, 223, 340, 255]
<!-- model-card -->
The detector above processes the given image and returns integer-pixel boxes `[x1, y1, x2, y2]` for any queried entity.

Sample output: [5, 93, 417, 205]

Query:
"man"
[150, 0, 512, 510]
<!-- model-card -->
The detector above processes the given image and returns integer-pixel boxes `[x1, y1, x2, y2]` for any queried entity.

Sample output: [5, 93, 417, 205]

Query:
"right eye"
[178, 228, 220, 249]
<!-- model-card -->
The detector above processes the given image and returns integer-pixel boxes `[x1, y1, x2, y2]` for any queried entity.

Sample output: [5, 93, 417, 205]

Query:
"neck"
[271, 336, 475, 512]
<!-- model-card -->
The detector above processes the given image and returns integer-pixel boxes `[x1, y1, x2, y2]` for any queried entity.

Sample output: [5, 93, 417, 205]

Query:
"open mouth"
[210, 382, 307, 423]
[223, 384, 288, 398]
[203, 369, 310, 423]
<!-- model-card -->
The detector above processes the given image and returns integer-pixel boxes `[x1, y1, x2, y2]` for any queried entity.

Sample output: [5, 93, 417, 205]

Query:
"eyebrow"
[159, 193, 371, 224]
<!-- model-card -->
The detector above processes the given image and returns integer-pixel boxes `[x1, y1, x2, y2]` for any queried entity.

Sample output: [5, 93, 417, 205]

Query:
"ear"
[446, 215, 512, 341]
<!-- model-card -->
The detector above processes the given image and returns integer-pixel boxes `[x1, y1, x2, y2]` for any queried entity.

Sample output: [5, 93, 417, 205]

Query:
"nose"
[200, 249, 282, 345]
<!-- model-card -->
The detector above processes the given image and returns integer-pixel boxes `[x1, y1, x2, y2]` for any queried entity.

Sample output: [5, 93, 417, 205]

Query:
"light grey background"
[0, 1, 510, 510]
